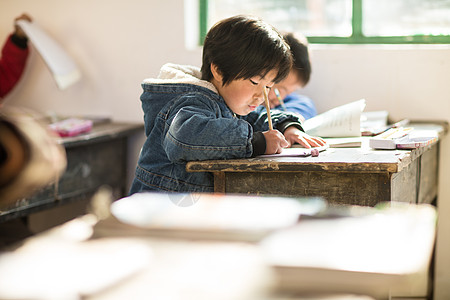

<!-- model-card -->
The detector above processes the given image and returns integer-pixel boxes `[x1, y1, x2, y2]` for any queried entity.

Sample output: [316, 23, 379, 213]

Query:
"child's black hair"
[201, 15, 292, 86]
[284, 32, 311, 85]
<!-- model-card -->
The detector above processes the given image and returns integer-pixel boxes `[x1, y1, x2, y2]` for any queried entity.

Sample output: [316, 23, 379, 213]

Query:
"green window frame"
[198, 0, 450, 44]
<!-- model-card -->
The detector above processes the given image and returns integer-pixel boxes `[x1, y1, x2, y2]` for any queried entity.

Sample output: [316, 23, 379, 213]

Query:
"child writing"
[130, 15, 325, 194]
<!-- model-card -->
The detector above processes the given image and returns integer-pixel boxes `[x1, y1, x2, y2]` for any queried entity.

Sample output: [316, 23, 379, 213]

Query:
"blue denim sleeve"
[163, 100, 254, 162]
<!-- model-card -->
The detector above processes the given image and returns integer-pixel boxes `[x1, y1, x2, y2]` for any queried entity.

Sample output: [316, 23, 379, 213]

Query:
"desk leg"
[213, 172, 226, 193]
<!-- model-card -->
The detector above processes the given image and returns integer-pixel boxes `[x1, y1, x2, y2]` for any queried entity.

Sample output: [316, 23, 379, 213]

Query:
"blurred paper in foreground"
[16, 20, 81, 90]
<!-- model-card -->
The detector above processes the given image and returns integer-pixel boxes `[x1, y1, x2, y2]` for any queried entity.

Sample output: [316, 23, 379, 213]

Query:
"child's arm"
[163, 103, 255, 162]
[244, 107, 325, 149]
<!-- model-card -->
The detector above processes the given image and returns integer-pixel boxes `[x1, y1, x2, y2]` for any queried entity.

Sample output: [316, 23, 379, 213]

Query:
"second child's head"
[269, 32, 312, 103]
[201, 15, 292, 116]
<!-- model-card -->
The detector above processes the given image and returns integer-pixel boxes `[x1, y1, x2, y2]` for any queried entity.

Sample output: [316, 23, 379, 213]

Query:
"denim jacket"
[130, 63, 303, 193]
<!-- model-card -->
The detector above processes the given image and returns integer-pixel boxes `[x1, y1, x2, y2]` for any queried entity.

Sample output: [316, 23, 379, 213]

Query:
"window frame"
[199, 0, 450, 44]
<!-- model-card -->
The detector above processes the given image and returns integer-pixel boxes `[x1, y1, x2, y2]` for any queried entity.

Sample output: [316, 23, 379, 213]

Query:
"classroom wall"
[0, 0, 201, 121]
[1, 1, 450, 298]
[304, 44, 450, 122]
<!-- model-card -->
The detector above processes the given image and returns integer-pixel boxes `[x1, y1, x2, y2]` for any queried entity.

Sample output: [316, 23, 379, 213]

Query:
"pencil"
[274, 88, 286, 111]
[263, 87, 273, 130]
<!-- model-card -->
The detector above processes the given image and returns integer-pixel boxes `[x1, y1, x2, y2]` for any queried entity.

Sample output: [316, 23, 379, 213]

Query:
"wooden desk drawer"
[57, 137, 126, 200]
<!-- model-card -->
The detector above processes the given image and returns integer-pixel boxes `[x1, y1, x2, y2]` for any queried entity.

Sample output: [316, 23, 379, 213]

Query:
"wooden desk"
[0, 121, 144, 222]
[0, 197, 436, 300]
[187, 123, 447, 207]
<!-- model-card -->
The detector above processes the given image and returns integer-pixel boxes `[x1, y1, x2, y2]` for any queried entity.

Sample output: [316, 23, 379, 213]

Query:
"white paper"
[361, 110, 389, 129]
[16, 20, 81, 90]
[0, 237, 151, 299]
[260, 204, 437, 298]
[257, 144, 329, 158]
[323, 137, 363, 148]
[303, 99, 366, 137]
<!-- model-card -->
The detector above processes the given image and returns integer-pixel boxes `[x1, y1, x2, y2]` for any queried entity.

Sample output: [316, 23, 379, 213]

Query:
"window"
[199, 0, 450, 44]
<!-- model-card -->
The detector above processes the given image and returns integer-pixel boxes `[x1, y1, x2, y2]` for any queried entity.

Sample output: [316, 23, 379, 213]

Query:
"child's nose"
[254, 90, 264, 103]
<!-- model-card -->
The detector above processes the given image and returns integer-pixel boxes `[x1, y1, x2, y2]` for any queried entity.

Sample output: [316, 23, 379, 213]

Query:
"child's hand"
[14, 13, 32, 39]
[263, 130, 289, 154]
[283, 126, 327, 149]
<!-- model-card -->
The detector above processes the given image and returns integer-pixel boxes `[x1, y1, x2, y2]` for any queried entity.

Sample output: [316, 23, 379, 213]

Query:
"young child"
[0, 13, 32, 100]
[130, 15, 325, 194]
[267, 32, 317, 122]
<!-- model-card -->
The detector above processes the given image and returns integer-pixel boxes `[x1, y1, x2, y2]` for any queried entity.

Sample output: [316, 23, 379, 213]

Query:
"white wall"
[304, 44, 450, 122]
[1, 1, 450, 298]
[1, 0, 200, 121]
[304, 45, 450, 300]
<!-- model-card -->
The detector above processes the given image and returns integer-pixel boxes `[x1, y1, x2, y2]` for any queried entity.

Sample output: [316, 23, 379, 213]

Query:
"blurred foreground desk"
[0, 193, 436, 300]
[0, 121, 144, 222]
[187, 122, 447, 206]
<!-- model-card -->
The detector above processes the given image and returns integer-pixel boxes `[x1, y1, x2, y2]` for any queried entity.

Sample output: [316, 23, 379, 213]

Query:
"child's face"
[211, 65, 277, 116]
[268, 70, 304, 107]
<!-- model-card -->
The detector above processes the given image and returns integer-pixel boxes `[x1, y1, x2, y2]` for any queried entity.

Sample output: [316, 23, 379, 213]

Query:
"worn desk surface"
[0, 121, 144, 221]
[187, 123, 447, 206]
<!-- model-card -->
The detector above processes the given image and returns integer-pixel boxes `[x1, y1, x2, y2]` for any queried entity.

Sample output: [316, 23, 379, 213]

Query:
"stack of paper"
[322, 137, 363, 148]
[260, 203, 437, 299]
[94, 192, 326, 242]
[369, 128, 437, 150]
[395, 130, 438, 149]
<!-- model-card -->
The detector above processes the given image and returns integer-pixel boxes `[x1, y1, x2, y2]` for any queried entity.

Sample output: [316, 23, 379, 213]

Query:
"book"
[303, 99, 366, 137]
[93, 192, 326, 242]
[360, 110, 389, 136]
[395, 136, 437, 149]
[322, 137, 363, 148]
[395, 130, 438, 149]
[48, 118, 93, 137]
[369, 128, 437, 150]
[362, 117, 410, 137]
[260, 203, 437, 299]
[369, 127, 413, 149]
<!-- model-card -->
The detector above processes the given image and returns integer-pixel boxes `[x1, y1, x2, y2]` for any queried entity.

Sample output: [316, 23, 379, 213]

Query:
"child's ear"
[210, 63, 223, 82]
